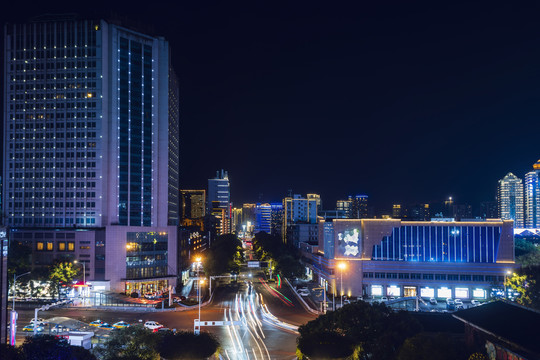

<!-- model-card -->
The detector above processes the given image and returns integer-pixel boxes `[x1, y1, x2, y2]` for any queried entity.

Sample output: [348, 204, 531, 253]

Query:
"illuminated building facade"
[349, 194, 368, 219]
[336, 199, 352, 218]
[282, 194, 318, 243]
[208, 170, 230, 233]
[497, 173, 524, 228]
[3, 17, 179, 292]
[180, 190, 206, 222]
[307, 219, 515, 300]
[525, 160, 540, 229]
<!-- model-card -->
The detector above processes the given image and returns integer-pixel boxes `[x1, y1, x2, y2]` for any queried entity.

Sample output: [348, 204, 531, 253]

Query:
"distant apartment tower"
[350, 195, 368, 219]
[525, 160, 540, 229]
[392, 204, 402, 219]
[307, 194, 322, 213]
[497, 173, 524, 228]
[282, 194, 318, 242]
[336, 199, 352, 218]
[180, 190, 206, 220]
[480, 201, 498, 219]
[255, 203, 272, 234]
[3, 17, 180, 292]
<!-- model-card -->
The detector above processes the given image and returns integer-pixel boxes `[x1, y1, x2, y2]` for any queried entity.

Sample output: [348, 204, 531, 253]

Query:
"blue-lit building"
[3, 17, 179, 293]
[305, 219, 516, 301]
[255, 202, 283, 235]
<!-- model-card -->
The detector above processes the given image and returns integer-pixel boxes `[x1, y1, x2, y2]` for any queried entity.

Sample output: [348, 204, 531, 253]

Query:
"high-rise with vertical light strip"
[3, 16, 179, 292]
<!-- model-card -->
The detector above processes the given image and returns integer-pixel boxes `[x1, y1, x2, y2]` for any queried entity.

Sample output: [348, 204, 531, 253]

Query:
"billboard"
[336, 228, 360, 257]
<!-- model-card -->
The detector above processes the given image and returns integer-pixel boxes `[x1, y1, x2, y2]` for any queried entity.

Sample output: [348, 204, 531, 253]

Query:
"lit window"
[37, 242, 44, 251]
[68, 242, 75, 251]
[46, 242, 53, 251]
[58, 242, 66, 251]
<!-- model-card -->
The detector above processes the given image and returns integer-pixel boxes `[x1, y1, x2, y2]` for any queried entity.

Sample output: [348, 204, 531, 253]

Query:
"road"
[16, 272, 316, 359]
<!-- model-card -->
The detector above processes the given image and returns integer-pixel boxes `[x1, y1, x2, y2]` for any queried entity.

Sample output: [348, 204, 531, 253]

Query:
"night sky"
[2, 1, 540, 213]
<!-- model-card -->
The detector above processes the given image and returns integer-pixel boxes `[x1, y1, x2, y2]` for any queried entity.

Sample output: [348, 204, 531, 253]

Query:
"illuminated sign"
[387, 285, 400, 296]
[371, 285, 383, 296]
[455, 288, 469, 299]
[337, 229, 360, 257]
[472, 288, 486, 298]
[420, 287, 434, 298]
[437, 287, 452, 298]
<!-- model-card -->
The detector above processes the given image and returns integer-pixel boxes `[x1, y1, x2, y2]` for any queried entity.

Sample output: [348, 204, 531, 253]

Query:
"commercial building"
[524, 160, 540, 229]
[0, 229, 7, 344]
[336, 199, 352, 218]
[254, 202, 283, 235]
[498, 173, 524, 228]
[3, 17, 179, 293]
[208, 170, 230, 234]
[349, 194, 368, 219]
[306, 218, 516, 301]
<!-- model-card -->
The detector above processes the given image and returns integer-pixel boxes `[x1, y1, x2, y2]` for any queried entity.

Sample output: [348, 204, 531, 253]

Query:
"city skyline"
[1, 1, 540, 211]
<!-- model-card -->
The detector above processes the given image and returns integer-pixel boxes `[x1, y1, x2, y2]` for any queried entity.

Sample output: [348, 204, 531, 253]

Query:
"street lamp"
[337, 262, 346, 308]
[504, 270, 512, 299]
[11, 271, 31, 345]
[198, 278, 205, 324]
[74, 260, 86, 302]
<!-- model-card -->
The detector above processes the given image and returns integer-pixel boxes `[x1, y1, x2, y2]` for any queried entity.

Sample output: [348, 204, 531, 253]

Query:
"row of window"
[36, 241, 75, 251]
[10, 217, 97, 225]
[10, 82, 97, 91]
[363, 272, 504, 282]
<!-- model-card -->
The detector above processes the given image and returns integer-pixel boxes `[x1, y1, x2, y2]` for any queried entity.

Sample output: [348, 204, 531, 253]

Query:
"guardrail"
[284, 278, 322, 315]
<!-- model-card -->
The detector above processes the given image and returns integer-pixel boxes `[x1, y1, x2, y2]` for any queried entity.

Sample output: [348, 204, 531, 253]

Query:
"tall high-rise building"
[525, 160, 540, 229]
[497, 173, 524, 228]
[208, 170, 230, 233]
[180, 190, 206, 220]
[349, 195, 368, 219]
[0, 229, 7, 344]
[307, 194, 322, 213]
[336, 199, 352, 218]
[282, 194, 318, 243]
[3, 17, 179, 292]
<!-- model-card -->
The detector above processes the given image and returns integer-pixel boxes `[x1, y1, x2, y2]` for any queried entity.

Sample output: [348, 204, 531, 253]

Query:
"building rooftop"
[453, 301, 540, 357]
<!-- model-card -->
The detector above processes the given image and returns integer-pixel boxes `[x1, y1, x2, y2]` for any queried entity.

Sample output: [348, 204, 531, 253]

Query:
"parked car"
[22, 324, 44, 332]
[113, 321, 130, 329]
[454, 299, 463, 305]
[298, 289, 310, 297]
[381, 296, 388, 302]
[98, 323, 115, 330]
[389, 297, 396, 301]
[157, 327, 175, 334]
[429, 298, 438, 305]
[446, 298, 455, 305]
[89, 320, 105, 327]
[470, 300, 480, 306]
[144, 321, 163, 331]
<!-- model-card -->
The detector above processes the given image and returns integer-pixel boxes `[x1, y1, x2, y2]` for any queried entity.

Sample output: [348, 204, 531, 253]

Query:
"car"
[381, 296, 388, 302]
[98, 323, 115, 330]
[455, 304, 464, 310]
[31, 318, 48, 326]
[454, 299, 463, 305]
[89, 320, 105, 327]
[470, 300, 480, 306]
[51, 324, 70, 333]
[297, 287, 308, 291]
[157, 327, 175, 334]
[389, 297, 396, 301]
[144, 321, 163, 331]
[113, 321, 130, 329]
[429, 298, 437, 305]
[446, 298, 455, 305]
[22, 324, 44, 332]
[298, 290, 310, 297]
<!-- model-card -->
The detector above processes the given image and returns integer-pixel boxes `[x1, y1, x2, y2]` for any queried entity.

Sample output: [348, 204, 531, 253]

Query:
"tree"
[297, 301, 422, 360]
[203, 234, 244, 276]
[253, 232, 306, 279]
[0, 343, 23, 360]
[48, 261, 79, 300]
[7, 240, 32, 291]
[397, 333, 466, 360]
[20, 335, 95, 360]
[157, 331, 220, 359]
[506, 265, 540, 310]
[93, 326, 160, 360]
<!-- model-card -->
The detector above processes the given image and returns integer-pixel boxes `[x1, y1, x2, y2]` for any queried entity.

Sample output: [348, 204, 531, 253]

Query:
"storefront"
[124, 276, 176, 296]
[403, 286, 417, 297]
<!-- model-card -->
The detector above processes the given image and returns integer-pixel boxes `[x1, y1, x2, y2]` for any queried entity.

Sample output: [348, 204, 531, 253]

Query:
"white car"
[470, 300, 480, 306]
[144, 321, 163, 331]
[446, 298, 455, 305]
[298, 289, 310, 297]
[454, 299, 463, 305]
[429, 298, 437, 305]
[31, 318, 48, 326]
[381, 296, 388, 302]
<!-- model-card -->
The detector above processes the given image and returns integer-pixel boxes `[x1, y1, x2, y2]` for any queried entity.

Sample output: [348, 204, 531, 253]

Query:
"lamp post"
[504, 270, 512, 299]
[74, 260, 85, 303]
[338, 262, 346, 308]
[11, 271, 31, 345]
